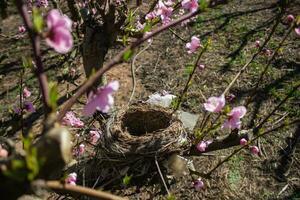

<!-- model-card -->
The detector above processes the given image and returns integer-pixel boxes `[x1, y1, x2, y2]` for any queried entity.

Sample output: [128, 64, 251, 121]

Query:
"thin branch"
[173, 40, 209, 112]
[128, 41, 152, 105]
[253, 82, 300, 135]
[155, 155, 170, 196]
[222, 12, 282, 96]
[245, 24, 294, 106]
[44, 180, 127, 200]
[205, 118, 299, 177]
[15, 0, 51, 116]
[58, 9, 201, 121]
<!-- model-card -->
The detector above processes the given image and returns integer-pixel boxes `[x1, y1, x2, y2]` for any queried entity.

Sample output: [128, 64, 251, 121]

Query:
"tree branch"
[57, 9, 201, 121]
[15, 0, 51, 116]
[41, 180, 127, 200]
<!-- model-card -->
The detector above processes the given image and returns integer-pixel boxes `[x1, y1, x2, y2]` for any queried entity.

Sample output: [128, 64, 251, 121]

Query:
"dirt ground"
[0, 0, 300, 199]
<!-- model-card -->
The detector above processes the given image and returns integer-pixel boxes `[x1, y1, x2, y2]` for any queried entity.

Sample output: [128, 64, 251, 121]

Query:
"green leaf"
[123, 49, 133, 61]
[32, 8, 44, 33]
[122, 174, 132, 186]
[48, 82, 58, 110]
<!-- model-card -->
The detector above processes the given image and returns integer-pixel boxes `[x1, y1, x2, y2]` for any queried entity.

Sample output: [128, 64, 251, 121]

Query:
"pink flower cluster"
[193, 178, 204, 191]
[203, 94, 225, 113]
[62, 111, 84, 128]
[23, 87, 31, 98]
[73, 144, 85, 157]
[186, 36, 201, 54]
[156, 1, 173, 24]
[239, 138, 260, 155]
[181, 0, 198, 13]
[18, 26, 26, 34]
[14, 87, 35, 114]
[65, 172, 77, 185]
[89, 130, 101, 145]
[83, 81, 119, 116]
[145, 0, 173, 24]
[46, 9, 73, 53]
[222, 106, 247, 129]
[203, 94, 247, 130]
[196, 140, 212, 152]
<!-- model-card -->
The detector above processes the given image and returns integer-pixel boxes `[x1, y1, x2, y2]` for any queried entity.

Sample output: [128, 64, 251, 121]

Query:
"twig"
[253, 82, 300, 135]
[173, 40, 209, 112]
[205, 118, 300, 177]
[169, 28, 187, 43]
[44, 180, 127, 200]
[58, 9, 202, 121]
[222, 12, 282, 96]
[15, 0, 51, 116]
[128, 41, 152, 105]
[155, 155, 170, 196]
[277, 184, 289, 197]
[245, 25, 294, 106]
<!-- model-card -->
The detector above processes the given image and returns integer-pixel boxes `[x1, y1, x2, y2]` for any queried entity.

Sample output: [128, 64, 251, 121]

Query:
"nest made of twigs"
[100, 103, 189, 159]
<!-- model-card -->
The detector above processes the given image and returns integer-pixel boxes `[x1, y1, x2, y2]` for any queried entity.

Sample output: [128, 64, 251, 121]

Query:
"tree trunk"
[82, 26, 109, 92]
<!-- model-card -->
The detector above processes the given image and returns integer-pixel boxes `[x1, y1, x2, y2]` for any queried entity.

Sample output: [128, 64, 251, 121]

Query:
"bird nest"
[72, 103, 190, 187]
[99, 103, 189, 159]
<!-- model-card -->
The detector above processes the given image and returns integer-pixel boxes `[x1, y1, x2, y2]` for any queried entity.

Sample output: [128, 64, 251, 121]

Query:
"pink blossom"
[62, 111, 84, 128]
[255, 40, 260, 48]
[164, 0, 174, 6]
[65, 172, 77, 185]
[222, 106, 247, 129]
[295, 27, 300, 36]
[264, 49, 272, 56]
[145, 11, 157, 20]
[186, 36, 201, 54]
[73, 144, 85, 156]
[239, 138, 247, 146]
[18, 25, 26, 33]
[203, 94, 225, 113]
[250, 146, 259, 155]
[91, 8, 97, 15]
[287, 14, 294, 23]
[77, 2, 86, 8]
[196, 140, 212, 152]
[0, 145, 8, 158]
[79, 144, 85, 154]
[181, 0, 199, 13]
[83, 81, 119, 116]
[89, 130, 101, 145]
[193, 179, 204, 191]
[156, 1, 173, 24]
[198, 64, 205, 70]
[46, 9, 73, 54]
[23, 87, 31, 98]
